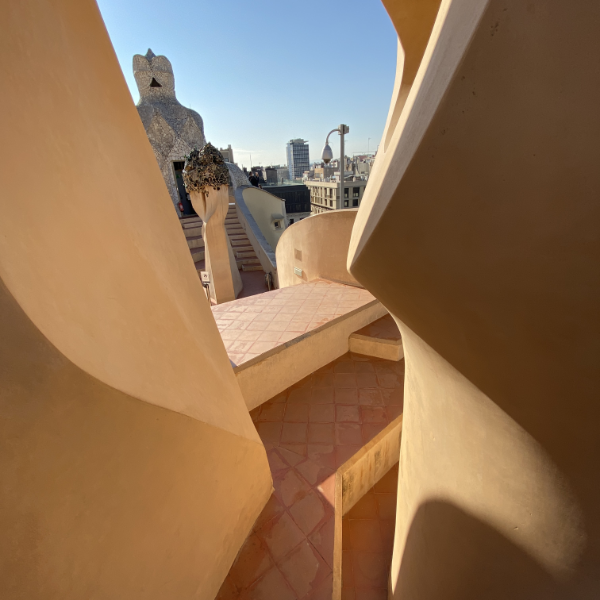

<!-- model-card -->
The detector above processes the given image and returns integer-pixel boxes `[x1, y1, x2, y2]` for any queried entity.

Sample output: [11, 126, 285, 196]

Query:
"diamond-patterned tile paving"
[211, 280, 377, 367]
[216, 352, 404, 600]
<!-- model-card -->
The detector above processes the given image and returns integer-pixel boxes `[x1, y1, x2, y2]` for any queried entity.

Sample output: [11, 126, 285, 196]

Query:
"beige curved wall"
[241, 186, 287, 251]
[350, 0, 600, 597]
[277, 209, 360, 288]
[0, 1, 271, 598]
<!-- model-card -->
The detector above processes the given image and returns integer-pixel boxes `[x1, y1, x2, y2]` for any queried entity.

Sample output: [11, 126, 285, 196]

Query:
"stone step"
[238, 258, 261, 265]
[181, 218, 202, 227]
[234, 246, 253, 254]
[187, 236, 205, 249]
[231, 239, 250, 247]
[229, 234, 248, 241]
[242, 264, 264, 272]
[191, 249, 205, 261]
[184, 226, 202, 238]
[236, 251, 257, 259]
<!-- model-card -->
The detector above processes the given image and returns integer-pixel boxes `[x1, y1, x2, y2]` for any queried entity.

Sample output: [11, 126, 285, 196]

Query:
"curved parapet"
[349, 0, 600, 598]
[234, 185, 287, 283]
[277, 209, 360, 289]
[0, 2, 271, 598]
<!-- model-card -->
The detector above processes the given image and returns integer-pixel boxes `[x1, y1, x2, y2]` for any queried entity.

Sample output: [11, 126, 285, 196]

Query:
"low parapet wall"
[333, 415, 403, 600]
[234, 187, 280, 286]
[276, 209, 362, 289]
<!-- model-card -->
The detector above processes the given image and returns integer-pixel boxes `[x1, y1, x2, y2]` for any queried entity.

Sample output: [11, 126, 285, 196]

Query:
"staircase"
[179, 205, 264, 282]
[225, 204, 263, 273]
[180, 215, 205, 274]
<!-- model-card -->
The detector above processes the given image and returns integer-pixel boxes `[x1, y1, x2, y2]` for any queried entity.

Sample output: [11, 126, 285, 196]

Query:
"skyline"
[96, 0, 397, 168]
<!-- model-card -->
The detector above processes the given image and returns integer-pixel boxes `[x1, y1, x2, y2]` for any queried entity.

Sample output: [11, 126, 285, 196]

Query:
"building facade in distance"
[286, 139, 310, 180]
[262, 182, 311, 225]
[219, 145, 235, 164]
[305, 177, 368, 214]
[264, 166, 278, 185]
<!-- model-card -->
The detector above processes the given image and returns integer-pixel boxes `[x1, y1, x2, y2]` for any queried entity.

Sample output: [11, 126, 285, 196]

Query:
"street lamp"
[322, 124, 349, 210]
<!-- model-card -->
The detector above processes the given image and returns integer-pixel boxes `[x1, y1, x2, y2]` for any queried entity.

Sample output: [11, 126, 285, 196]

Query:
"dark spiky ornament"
[183, 143, 229, 194]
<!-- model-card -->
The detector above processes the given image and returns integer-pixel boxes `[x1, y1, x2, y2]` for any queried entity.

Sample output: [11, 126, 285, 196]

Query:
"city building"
[305, 176, 368, 214]
[3, 3, 600, 600]
[313, 163, 335, 179]
[264, 166, 277, 185]
[219, 145, 235, 164]
[133, 49, 205, 216]
[276, 165, 290, 183]
[262, 182, 311, 224]
[286, 138, 310, 179]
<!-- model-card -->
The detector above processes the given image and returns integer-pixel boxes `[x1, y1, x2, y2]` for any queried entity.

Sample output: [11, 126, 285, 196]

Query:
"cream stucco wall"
[0, 1, 271, 598]
[277, 209, 361, 288]
[349, 0, 600, 598]
[241, 186, 287, 251]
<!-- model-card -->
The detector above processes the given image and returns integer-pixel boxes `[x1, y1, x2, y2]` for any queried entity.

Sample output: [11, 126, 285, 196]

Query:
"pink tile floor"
[211, 280, 377, 367]
[239, 268, 270, 298]
[342, 465, 399, 600]
[216, 351, 404, 600]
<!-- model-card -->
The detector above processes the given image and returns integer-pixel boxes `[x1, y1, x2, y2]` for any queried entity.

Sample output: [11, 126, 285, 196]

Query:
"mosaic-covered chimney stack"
[133, 49, 206, 215]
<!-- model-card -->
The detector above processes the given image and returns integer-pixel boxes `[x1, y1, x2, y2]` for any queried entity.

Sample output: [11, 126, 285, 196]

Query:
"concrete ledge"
[235, 300, 387, 410]
[348, 333, 403, 361]
[333, 415, 403, 600]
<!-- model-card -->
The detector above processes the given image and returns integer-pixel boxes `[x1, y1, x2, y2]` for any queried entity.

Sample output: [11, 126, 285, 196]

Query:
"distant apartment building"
[305, 177, 368, 215]
[277, 166, 290, 183]
[265, 166, 278, 185]
[313, 163, 335, 180]
[352, 154, 376, 176]
[286, 139, 310, 180]
[219, 145, 235, 164]
[263, 182, 311, 225]
[263, 165, 291, 184]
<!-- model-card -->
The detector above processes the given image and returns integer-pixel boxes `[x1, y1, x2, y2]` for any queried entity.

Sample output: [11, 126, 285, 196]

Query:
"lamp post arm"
[325, 128, 341, 145]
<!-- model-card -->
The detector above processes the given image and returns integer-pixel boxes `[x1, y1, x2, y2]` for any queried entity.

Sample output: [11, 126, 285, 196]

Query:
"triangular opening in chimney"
[150, 78, 162, 88]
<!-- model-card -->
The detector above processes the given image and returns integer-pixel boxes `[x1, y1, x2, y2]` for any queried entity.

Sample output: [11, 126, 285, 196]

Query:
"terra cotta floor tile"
[309, 404, 335, 423]
[274, 469, 312, 507]
[308, 423, 336, 444]
[277, 540, 331, 599]
[256, 512, 305, 561]
[244, 566, 296, 600]
[289, 490, 327, 536]
[229, 533, 274, 589]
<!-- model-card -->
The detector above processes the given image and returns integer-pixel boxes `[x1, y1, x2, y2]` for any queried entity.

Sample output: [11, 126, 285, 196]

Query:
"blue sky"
[97, 0, 397, 169]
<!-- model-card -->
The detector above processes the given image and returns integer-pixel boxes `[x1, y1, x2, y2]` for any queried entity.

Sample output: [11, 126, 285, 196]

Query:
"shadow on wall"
[394, 500, 562, 600]
[276, 209, 361, 289]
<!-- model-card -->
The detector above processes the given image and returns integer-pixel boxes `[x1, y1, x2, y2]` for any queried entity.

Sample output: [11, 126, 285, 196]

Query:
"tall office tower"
[286, 139, 310, 179]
